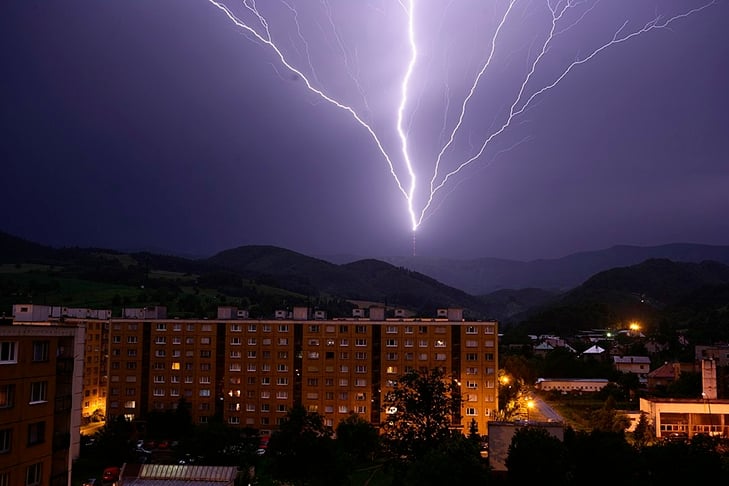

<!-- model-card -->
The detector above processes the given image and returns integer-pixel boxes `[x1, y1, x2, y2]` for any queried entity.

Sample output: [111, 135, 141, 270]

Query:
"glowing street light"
[527, 399, 535, 422]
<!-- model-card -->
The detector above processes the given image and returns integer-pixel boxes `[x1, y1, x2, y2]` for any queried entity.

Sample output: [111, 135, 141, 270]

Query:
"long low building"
[534, 378, 609, 393]
[640, 397, 729, 439]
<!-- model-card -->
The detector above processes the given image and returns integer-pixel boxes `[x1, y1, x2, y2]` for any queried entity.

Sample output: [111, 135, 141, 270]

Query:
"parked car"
[102, 466, 120, 483]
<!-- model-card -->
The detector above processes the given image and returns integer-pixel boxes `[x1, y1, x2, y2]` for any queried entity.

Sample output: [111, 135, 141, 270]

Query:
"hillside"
[515, 259, 729, 341]
[383, 243, 729, 294]
[0, 231, 492, 319]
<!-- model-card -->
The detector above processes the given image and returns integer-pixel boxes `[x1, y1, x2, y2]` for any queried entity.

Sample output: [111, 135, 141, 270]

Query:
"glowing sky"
[1, 0, 727, 260]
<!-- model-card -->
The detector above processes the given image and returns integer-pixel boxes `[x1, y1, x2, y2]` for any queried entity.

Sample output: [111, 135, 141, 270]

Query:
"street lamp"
[527, 399, 535, 422]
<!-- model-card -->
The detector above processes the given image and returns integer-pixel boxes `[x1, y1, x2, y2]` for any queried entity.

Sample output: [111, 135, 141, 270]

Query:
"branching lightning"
[206, 0, 717, 233]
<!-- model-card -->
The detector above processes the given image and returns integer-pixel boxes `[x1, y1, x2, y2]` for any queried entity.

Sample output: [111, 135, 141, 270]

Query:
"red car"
[102, 467, 120, 483]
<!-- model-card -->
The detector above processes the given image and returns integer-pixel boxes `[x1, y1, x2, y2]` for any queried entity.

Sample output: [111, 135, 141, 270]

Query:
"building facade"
[101, 306, 498, 436]
[0, 324, 84, 486]
[10, 304, 499, 439]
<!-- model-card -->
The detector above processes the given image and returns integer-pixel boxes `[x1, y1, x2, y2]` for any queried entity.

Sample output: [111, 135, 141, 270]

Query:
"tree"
[632, 411, 655, 447]
[267, 406, 345, 486]
[403, 432, 489, 486]
[505, 426, 568, 483]
[335, 413, 380, 466]
[589, 395, 630, 433]
[381, 367, 461, 461]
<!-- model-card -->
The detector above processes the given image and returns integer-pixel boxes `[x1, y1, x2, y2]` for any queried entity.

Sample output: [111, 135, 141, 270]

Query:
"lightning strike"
[206, 0, 717, 234]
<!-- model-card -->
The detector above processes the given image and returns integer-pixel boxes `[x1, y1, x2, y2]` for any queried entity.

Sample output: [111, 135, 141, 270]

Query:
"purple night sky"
[1, 0, 727, 261]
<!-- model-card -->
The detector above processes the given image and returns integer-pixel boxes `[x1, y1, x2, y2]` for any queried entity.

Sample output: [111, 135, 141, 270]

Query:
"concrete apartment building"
[102, 306, 498, 436]
[12, 305, 110, 422]
[12, 304, 499, 437]
[0, 324, 84, 486]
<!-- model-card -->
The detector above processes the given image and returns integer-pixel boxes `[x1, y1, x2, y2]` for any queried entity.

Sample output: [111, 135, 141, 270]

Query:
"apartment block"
[0, 324, 84, 486]
[12, 304, 109, 421]
[104, 306, 498, 436]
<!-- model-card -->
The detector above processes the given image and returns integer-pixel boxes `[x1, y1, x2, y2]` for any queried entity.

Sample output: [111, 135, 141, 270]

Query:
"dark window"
[27, 421, 45, 446]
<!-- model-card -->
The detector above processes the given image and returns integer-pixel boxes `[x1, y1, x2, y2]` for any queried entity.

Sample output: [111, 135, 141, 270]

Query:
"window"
[355, 378, 367, 387]
[26, 463, 42, 486]
[386, 353, 397, 360]
[308, 338, 320, 346]
[355, 339, 366, 347]
[355, 365, 367, 373]
[201, 324, 212, 332]
[340, 338, 349, 346]
[465, 340, 478, 348]
[484, 353, 494, 361]
[155, 350, 166, 358]
[173, 323, 182, 331]
[339, 365, 349, 372]
[278, 324, 289, 332]
[29, 382, 47, 404]
[200, 389, 211, 397]
[277, 364, 288, 372]
[466, 381, 478, 389]
[466, 326, 477, 334]
[153, 375, 165, 383]
[0, 384, 15, 408]
[200, 350, 211, 358]
[172, 336, 181, 344]
[230, 324, 241, 332]
[0, 342, 17, 363]
[261, 377, 270, 385]
[355, 325, 366, 334]
[435, 353, 446, 361]
[228, 416, 240, 425]
[247, 338, 256, 345]
[308, 351, 320, 359]
[278, 338, 289, 345]
[230, 363, 241, 371]
[155, 336, 166, 344]
[276, 377, 289, 385]
[156, 323, 167, 331]
[0, 428, 10, 454]
[247, 324, 257, 332]
[386, 366, 398, 374]
[200, 337, 211, 345]
[32, 341, 49, 362]
[153, 388, 165, 397]
[386, 326, 398, 334]
[466, 353, 478, 361]
[127, 336, 138, 344]
[308, 325, 320, 332]
[434, 339, 446, 347]
[386, 339, 397, 347]
[466, 367, 478, 375]
[27, 421, 45, 445]
[276, 391, 289, 399]
[466, 407, 477, 416]
[230, 351, 241, 359]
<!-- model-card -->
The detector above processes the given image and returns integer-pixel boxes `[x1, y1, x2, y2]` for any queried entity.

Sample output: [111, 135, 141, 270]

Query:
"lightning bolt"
[206, 0, 717, 234]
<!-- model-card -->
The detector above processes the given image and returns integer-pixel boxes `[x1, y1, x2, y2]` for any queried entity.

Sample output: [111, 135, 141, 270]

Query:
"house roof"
[648, 362, 679, 379]
[120, 464, 238, 486]
[582, 345, 605, 354]
[613, 356, 650, 365]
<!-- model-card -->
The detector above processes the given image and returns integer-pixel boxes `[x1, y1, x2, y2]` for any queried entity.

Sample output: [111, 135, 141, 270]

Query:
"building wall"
[534, 378, 608, 393]
[0, 325, 83, 486]
[640, 397, 729, 439]
[103, 309, 499, 437]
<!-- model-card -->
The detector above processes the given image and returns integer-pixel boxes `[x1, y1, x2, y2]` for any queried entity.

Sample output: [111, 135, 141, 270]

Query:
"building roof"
[120, 465, 238, 486]
[613, 356, 650, 365]
[581, 344, 605, 354]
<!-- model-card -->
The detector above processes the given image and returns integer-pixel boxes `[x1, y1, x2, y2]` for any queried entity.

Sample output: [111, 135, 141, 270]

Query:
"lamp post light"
[527, 399, 535, 422]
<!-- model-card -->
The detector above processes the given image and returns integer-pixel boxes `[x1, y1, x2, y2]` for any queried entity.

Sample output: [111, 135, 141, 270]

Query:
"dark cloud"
[1, 0, 727, 260]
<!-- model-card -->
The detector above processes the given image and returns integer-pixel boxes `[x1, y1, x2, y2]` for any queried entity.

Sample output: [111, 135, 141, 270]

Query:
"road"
[531, 396, 564, 423]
